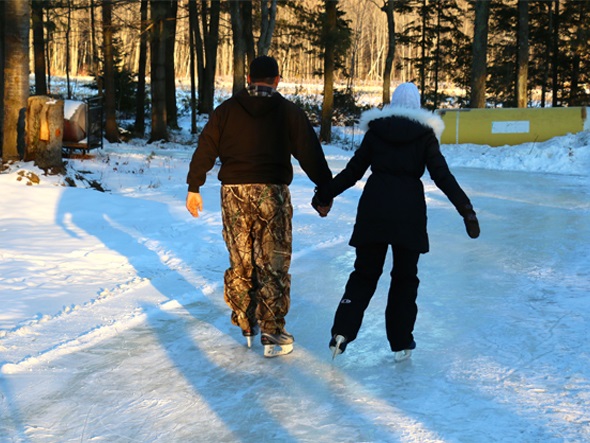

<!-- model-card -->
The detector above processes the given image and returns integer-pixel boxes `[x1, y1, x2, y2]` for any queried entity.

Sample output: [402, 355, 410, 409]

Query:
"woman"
[312, 82, 480, 362]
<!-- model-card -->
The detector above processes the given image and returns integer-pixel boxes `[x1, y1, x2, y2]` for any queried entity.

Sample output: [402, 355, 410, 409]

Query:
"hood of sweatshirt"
[235, 87, 283, 118]
[358, 106, 445, 144]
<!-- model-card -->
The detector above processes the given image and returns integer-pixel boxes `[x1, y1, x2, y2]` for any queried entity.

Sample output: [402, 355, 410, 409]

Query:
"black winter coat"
[317, 106, 472, 253]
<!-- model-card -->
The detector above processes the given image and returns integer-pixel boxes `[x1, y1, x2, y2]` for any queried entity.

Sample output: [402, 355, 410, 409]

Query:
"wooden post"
[26, 96, 64, 171]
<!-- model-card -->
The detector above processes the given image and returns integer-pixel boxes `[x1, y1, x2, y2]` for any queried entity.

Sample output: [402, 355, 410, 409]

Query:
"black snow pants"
[330, 243, 420, 352]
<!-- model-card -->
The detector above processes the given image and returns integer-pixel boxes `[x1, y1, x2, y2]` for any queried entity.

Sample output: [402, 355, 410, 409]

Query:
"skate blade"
[246, 336, 253, 348]
[331, 335, 346, 360]
[263, 343, 293, 358]
[394, 349, 412, 362]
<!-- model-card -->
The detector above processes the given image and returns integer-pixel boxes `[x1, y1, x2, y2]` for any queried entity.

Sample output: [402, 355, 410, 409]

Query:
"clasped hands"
[311, 190, 333, 218]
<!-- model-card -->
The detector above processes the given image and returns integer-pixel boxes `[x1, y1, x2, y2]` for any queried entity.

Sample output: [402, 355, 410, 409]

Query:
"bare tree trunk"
[45, 7, 52, 93]
[90, 0, 102, 94]
[258, 0, 278, 56]
[243, 1, 255, 65]
[551, 0, 560, 107]
[134, 0, 148, 137]
[469, 0, 490, 108]
[229, 1, 247, 94]
[165, 0, 178, 129]
[0, 1, 5, 156]
[419, 0, 426, 105]
[516, 0, 529, 108]
[188, 0, 197, 133]
[196, 1, 220, 115]
[32, 0, 48, 96]
[433, 1, 441, 110]
[203, 1, 220, 114]
[194, 1, 205, 113]
[320, 0, 337, 143]
[102, 0, 119, 142]
[65, 0, 72, 99]
[150, 0, 168, 141]
[541, 1, 552, 107]
[2, 0, 30, 162]
[381, 0, 395, 105]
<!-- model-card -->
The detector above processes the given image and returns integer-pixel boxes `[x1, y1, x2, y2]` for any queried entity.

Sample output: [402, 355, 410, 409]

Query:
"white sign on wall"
[491, 121, 530, 134]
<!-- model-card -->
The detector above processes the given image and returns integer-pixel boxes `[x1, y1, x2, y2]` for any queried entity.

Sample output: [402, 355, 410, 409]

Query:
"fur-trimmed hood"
[358, 106, 445, 142]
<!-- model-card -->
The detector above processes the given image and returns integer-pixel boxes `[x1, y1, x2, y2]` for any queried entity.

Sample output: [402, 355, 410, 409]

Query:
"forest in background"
[29, 0, 590, 107]
[1, 0, 589, 167]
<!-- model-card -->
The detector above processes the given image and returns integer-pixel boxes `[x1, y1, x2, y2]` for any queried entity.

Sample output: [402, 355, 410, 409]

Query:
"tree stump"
[26, 96, 64, 172]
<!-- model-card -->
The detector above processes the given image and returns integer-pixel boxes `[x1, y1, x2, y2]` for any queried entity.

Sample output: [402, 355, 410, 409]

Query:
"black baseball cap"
[249, 56, 280, 78]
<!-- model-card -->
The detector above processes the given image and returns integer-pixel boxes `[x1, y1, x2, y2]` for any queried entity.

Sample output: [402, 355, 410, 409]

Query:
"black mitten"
[463, 212, 480, 239]
[458, 204, 480, 238]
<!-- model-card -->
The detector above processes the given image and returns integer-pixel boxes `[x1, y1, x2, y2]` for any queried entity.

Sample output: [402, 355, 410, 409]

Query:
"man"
[186, 56, 332, 357]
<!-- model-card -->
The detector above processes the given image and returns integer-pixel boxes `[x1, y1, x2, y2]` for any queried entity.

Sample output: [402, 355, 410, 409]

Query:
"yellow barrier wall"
[437, 107, 589, 146]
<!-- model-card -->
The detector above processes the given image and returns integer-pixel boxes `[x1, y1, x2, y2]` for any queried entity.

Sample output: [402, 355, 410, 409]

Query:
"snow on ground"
[1, 119, 589, 442]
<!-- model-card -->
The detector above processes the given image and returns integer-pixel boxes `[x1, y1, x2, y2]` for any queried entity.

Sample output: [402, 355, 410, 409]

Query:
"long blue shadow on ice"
[0, 374, 31, 443]
[141, 302, 301, 443]
[55, 186, 201, 302]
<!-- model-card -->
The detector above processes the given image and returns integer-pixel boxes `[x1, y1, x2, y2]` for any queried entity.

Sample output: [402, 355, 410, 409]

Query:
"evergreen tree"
[487, 0, 517, 107]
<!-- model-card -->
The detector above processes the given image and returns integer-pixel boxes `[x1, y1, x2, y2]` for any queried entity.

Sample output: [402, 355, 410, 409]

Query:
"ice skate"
[261, 330, 294, 357]
[394, 340, 416, 362]
[242, 324, 260, 348]
[329, 335, 347, 360]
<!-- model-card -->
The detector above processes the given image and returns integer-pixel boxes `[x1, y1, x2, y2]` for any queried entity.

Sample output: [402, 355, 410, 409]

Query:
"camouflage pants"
[221, 184, 293, 334]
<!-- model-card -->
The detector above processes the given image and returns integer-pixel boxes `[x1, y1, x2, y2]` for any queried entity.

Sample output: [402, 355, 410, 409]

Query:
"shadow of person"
[0, 375, 32, 443]
[55, 186, 201, 302]
[141, 301, 300, 442]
